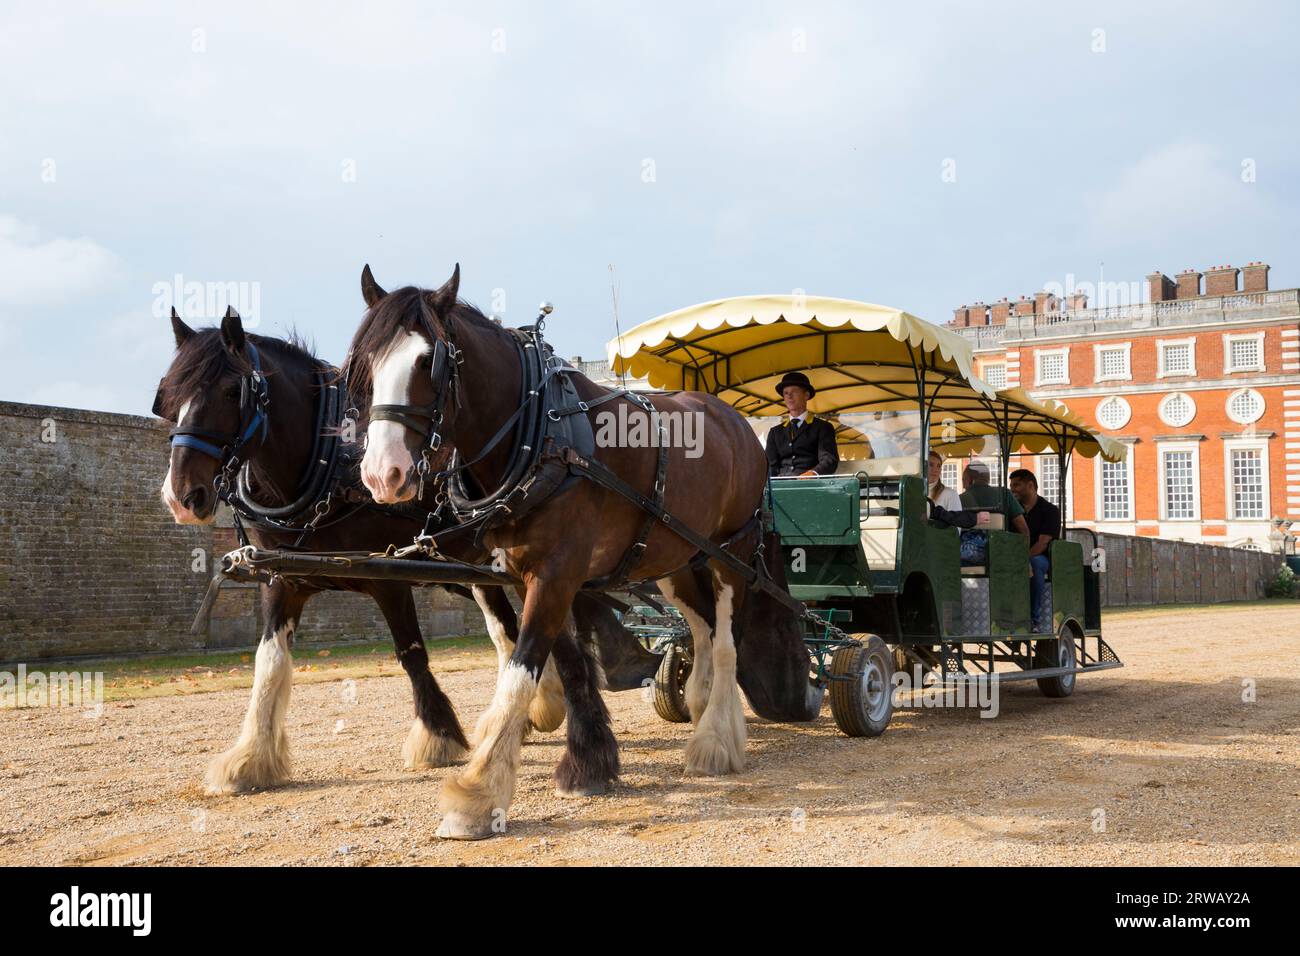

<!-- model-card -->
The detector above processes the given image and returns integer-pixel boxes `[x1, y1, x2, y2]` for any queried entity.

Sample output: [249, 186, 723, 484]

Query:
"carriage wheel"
[652, 642, 693, 723]
[829, 634, 894, 737]
[1035, 625, 1077, 698]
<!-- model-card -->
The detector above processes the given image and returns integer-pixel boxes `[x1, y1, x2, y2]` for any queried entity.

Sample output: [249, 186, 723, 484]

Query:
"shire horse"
[156, 309, 652, 795]
[347, 264, 816, 840]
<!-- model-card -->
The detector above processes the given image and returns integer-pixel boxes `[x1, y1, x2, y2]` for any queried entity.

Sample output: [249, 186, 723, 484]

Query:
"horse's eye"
[418, 354, 433, 371]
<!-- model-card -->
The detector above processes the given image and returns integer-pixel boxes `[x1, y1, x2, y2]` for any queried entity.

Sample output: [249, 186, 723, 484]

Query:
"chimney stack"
[1064, 292, 1088, 312]
[1147, 271, 1176, 302]
[1034, 290, 1058, 315]
[990, 298, 1011, 325]
[968, 301, 988, 326]
[1012, 295, 1036, 318]
[1176, 269, 1202, 299]
[1241, 261, 1270, 293]
[1204, 264, 1240, 297]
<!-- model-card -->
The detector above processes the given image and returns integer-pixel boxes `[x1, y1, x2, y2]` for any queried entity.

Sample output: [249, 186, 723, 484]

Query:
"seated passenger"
[1010, 467, 1061, 632]
[927, 450, 963, 513]
[765, 371, 839, 478]
[957, 461, 1030, 566]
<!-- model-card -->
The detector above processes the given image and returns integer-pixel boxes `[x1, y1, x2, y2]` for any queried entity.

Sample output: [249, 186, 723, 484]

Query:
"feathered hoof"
[555, 780, 608, 798]
[684, 730, 744, 777]
[204, 739, 291, 795]
[401, 718, 467, 769]
[435, 811, 497, 841]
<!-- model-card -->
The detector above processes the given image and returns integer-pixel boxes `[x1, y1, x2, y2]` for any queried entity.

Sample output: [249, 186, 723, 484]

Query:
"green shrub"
[1265, 564, 1298, 599]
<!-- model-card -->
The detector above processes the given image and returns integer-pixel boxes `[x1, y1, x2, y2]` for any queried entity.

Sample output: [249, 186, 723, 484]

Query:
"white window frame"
[1037, 453, 1072, 523]
[1225, 387, 1265, 426]
[1093, 342, 1132, 382]
[1095, 451, 1135, 523]
[1157, 337, 1197, 378]
[1223, 331, 1265, 374]
[1157, 391, 1197, 428]
[1035, 346, 1070, 386]
[1157, 441, 1201, 522]
[1095, 395, 1132, 431]
[981, 361, 1007, 390]
[1223, 437, 1270, 522]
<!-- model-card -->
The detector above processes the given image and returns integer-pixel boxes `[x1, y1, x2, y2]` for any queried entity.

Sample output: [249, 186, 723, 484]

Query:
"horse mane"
[156, 328, 321, 420]
[343, 286, 500, 403]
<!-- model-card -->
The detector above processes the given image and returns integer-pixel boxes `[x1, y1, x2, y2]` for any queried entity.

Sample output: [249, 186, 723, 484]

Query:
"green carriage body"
[768, 472, 1108, 667]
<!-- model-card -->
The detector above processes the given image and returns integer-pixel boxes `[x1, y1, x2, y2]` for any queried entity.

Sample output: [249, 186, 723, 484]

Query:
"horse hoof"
[436, 812, 496, 841]
[556, 781, 607, 798]
[684, 731, 743, 777]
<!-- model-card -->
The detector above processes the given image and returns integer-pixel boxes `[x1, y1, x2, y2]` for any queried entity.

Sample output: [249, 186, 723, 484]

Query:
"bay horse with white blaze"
[347, 264, 781, 840]
[155, 308, 650, 794]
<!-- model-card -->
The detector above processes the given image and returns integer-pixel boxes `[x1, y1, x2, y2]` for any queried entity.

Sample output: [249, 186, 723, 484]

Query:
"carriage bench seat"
[859, 514, 900, 571]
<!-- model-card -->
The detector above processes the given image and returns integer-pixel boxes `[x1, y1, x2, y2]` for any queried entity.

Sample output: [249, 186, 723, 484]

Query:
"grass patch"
[26, 634, 496, 704]
[1102, 598, 1298, 619]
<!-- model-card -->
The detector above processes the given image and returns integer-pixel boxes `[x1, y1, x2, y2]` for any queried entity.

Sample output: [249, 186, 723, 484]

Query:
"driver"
[765, 372, 839, 477]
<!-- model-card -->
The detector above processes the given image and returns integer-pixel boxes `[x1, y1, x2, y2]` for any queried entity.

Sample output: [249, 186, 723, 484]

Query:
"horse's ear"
[170, 307, 194, 347]
[220, 305, 246, 352]
[361, 263, 387, 308]
[430, 263, 460, 318]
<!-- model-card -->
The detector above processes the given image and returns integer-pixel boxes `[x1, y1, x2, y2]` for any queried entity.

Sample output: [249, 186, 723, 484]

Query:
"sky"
[1, 0, 1297, 415]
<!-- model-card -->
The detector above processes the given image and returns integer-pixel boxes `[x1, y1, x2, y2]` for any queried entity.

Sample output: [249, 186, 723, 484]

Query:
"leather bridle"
[367, 305, 463, 496]
[154, 342, 271, 497]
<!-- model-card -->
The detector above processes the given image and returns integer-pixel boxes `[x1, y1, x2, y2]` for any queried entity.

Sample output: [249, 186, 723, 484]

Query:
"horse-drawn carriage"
[169, 275, 1124, 836]
[609, 295, 1126, 736]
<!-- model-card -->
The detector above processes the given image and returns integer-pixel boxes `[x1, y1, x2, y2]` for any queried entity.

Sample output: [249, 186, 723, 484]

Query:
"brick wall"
[0, 401, 485, 663]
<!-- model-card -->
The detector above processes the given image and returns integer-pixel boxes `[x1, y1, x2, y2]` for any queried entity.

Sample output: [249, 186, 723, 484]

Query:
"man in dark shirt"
[765, 371, 839, 477]
[1010, 468, 1061, 632]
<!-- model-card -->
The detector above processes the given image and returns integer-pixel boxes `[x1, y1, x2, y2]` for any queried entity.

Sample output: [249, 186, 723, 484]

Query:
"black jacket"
[765, 416, 839, 477]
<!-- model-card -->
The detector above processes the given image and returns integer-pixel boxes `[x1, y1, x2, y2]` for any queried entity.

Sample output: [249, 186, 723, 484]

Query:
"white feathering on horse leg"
[401, 717, 467, 768]
[473, 585, 515, 677]
[685, 583, 746, 776]
[205, 622, 295, 794]
[437, 661, 537, 840]
[659, 578, 714, 725]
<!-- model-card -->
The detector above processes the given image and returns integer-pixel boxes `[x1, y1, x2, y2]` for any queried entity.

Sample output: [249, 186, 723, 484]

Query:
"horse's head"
[155, 307, 268, 524]
[345, 264, 462, 504]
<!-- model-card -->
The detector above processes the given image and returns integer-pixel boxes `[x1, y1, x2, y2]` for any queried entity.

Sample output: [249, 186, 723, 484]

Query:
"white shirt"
[788, 411, 810, 425]
[929, 481, 963, 513]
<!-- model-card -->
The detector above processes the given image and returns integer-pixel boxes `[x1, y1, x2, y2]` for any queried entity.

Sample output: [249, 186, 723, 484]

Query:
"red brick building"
[947, 261, 1299, 551]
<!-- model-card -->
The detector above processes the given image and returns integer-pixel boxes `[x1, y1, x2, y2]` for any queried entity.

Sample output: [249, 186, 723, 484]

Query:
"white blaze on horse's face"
[160, 400, 213, 525]
[361, 330, 432, 504]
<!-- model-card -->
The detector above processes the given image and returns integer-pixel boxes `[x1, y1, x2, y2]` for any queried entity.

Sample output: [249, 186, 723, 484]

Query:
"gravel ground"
[2, 602, 1297, 866]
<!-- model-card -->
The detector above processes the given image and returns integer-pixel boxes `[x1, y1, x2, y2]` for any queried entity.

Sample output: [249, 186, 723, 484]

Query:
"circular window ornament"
[1095, 396, 1131, 430]
[1158, 392, 1196, 428]
[1226, 388, 1265, 425]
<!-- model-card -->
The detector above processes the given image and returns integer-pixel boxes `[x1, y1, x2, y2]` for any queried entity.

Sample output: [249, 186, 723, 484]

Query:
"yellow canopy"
[607, 294, 1126, 462]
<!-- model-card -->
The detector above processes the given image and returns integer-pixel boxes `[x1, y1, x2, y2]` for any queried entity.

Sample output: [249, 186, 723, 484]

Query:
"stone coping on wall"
[0, 399, 164, 432]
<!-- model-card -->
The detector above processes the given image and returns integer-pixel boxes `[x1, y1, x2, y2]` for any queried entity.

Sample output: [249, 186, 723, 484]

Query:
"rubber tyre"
[829, 634, 895, 737]
[1035, 625, 1077, 698]
[652, 642, 693, 723]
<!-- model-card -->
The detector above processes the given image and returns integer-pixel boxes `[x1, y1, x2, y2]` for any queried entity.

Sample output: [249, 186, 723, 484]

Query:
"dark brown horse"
[156, 310, 654, 794]
[346, 265, 784, 839]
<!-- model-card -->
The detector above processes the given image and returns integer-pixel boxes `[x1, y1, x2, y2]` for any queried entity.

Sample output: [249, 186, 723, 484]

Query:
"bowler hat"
[775, 371, 816, 398]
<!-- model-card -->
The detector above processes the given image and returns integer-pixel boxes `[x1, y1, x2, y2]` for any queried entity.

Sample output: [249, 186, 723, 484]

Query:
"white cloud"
[0, 216, 118, 307]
